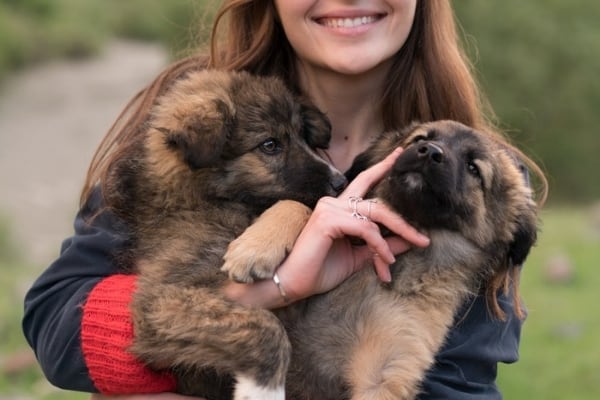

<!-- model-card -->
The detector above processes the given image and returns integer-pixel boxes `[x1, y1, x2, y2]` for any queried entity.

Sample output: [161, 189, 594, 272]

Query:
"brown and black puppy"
[104, 69, 346, 400]
[226, 120, 539, 400]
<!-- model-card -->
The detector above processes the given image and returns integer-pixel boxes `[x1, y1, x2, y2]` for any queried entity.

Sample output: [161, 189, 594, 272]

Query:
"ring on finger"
[348, 196, 368, 221]
[366, 199, 377, 220]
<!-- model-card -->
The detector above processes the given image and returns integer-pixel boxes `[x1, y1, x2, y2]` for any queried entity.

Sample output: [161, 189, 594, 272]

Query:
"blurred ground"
[0, 41, 168, 266]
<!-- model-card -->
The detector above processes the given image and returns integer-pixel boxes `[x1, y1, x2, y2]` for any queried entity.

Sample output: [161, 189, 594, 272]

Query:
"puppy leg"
[222, 200, 311, 283]
[347, 303, 448, 400]
[131, 277, 289, 399]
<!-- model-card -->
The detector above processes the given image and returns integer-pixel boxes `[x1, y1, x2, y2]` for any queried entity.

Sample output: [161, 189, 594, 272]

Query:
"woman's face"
[274, 0, 417, 76]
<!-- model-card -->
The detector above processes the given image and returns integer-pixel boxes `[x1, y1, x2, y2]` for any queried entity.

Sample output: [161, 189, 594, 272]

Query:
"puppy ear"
[300, 99, 331, 149]
[507, 213, 538, 267]
[162, 99, 233, 169]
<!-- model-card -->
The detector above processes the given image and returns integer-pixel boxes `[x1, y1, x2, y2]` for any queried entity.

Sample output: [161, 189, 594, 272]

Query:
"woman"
[23, 1, 546, 399]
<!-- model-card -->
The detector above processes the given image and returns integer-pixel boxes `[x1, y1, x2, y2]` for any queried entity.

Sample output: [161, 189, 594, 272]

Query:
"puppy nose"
[330, 174, 348, 193]
[417, 142, 444, 163]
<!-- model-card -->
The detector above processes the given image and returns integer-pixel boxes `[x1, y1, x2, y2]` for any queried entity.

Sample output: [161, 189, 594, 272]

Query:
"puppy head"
[369, 120, 539, 318]
[145, 70, 345, 209]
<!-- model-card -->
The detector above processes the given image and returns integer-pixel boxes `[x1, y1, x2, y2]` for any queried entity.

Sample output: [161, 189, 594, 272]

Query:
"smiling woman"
[23, 1, 547, 399]
[275, 0, 417, 79]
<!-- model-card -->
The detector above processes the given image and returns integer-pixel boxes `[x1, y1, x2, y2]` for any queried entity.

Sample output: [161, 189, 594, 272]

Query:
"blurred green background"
[0, 0, 598, 399]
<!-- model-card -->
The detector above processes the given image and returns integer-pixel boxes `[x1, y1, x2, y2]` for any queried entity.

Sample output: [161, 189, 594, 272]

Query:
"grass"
[0, 207, 598, 398]
[0, 222, 87, 399]
[498, 207, 600, 399]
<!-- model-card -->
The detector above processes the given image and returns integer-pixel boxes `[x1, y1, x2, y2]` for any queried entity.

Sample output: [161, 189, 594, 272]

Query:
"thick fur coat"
[225, 120, 539, 400]
[108, 67, 538, 400]
[104, 69, 346, 399]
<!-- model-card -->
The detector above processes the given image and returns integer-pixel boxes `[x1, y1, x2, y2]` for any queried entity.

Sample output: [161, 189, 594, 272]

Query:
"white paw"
[234, 374, 285, 400]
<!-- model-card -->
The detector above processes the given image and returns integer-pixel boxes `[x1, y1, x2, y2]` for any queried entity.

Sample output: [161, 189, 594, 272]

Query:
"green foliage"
[0, 0, 211, 79]
[454, 1, 600, 203]
[0, 0, 106, 67]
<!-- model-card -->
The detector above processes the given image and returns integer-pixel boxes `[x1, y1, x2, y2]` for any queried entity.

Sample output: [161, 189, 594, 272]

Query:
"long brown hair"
[81, 0, 547, 319]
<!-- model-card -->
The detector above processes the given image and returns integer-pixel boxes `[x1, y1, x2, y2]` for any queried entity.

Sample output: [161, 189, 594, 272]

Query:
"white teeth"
[323, 16, 376, 28]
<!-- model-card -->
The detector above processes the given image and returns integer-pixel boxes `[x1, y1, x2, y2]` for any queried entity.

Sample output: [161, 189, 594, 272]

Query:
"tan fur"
[113, 72, 537, 400]
[222, 200, 312, 283]
[105, 69, 347, 399]
[225, 120, 539, 399]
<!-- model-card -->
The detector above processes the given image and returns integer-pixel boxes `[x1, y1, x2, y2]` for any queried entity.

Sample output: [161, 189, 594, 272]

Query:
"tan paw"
[221, 200, 311, 283]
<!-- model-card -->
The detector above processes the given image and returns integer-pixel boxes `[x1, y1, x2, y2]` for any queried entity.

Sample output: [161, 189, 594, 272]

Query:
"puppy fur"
[226, 120, 539, 399]
[104, 69, 346, 399]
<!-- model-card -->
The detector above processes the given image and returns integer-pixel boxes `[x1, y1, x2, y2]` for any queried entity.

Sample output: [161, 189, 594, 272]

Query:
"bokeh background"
[0, 0, 598, 399]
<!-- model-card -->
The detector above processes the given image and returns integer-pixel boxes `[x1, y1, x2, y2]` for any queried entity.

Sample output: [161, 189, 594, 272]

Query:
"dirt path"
[0, 41, 168, 266]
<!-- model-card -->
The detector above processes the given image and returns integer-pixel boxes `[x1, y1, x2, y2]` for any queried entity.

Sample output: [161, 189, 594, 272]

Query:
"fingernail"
[382, 269, 392, 283]
[418, 232, 430, 245]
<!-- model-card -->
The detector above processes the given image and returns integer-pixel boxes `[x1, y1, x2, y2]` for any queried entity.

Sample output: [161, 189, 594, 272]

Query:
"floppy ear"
[507, 213, 538, 267]
[299, 99, 331, 149]
[162, 99, 234, 169]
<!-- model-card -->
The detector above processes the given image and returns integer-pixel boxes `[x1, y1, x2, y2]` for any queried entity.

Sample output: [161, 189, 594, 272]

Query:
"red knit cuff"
[81, 274, 177, 394]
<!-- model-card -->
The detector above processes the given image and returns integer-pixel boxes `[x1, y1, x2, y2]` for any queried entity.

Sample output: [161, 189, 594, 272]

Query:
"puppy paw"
[222, 236, 290, 283]
[221, 200, 311, 283]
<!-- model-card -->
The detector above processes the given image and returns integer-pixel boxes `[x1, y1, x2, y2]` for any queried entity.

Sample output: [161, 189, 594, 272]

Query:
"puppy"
[104, 69, 346, 399]
[225, 120, 540, 399]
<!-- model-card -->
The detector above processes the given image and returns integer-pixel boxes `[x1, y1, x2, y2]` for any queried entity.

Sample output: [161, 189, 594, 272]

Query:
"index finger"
[341, 147, 403, 198]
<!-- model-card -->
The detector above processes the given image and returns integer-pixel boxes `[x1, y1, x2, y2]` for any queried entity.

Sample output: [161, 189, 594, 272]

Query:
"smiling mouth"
[316, 15, 383, 29]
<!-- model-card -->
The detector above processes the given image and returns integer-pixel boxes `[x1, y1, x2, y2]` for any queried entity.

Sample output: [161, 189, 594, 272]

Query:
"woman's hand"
[277, 147, 430, 300]
[90, 394, 203, 400]
[224, 147, 429, 308]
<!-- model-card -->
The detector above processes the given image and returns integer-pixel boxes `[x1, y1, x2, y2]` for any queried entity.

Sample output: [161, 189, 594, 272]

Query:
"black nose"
[330, 174, 348, 193]
[417, 142, 444, 163]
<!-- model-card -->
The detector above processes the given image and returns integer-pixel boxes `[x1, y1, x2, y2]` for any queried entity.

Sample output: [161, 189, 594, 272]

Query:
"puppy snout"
[418, 142, 445, 163]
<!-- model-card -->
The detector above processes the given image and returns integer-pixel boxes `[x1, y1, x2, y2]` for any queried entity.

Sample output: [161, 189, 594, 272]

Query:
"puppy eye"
[467, 161, 481, 178]
[259, 138, 282, 154]
[412, 135, 428, 144]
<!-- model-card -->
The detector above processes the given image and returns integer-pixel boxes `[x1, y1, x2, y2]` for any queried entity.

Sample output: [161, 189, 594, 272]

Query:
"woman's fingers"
[373, 236, 413, 281]
[337, 146, 429, 248]
[352, 199, 430, 248]
[344, 197, 430, 283]
[349, 219, 414, 282]
[305, 196, 396, 264]
[341, 147, 403, 198]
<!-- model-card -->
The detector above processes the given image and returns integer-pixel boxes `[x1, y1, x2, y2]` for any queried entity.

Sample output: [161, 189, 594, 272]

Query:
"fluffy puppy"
[104, 69, 346, 399]
[226, 120, 540, 400]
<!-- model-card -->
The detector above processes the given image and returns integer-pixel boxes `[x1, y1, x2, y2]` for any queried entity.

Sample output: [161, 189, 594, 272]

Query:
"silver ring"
[349, 196, 368, 221]
[366, 199, 377, 220]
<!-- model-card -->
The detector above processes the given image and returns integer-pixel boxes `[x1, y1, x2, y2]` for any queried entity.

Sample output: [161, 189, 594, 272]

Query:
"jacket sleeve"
[22, 190, 176, 393]
[417, 290, 523, 399]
